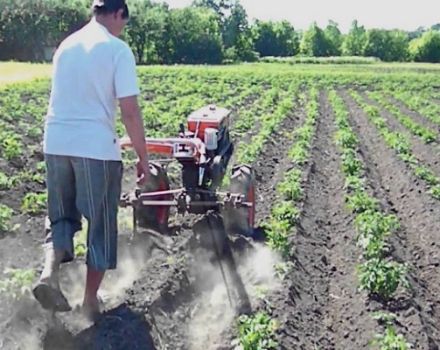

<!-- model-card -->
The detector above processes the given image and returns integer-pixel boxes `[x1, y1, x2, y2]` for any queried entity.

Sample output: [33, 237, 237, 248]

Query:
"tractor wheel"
[136, 162, 171, 233]
[224, 165, 256, 236]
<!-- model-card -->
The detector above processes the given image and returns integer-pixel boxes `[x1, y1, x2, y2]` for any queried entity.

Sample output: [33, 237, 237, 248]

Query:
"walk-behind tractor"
[119, 105, 255, 312]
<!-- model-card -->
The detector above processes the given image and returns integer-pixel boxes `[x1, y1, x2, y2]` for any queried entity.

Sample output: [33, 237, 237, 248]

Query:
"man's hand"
[136, 158, 150, 186]
[119, 96, 149, 175]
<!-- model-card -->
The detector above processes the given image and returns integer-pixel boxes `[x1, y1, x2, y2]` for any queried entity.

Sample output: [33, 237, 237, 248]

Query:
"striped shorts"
[44, 154, 122, 271]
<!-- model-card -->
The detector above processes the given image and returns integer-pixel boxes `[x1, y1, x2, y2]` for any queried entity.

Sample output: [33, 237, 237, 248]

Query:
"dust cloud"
[0, 208, 150, 350]
[188, 243, 282, 350]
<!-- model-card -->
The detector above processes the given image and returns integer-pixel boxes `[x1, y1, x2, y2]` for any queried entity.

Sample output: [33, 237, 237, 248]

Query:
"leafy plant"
[372, 311, 397, 324]
[0, 172, 14, 190]
[414, 166, 439, 186]
[21, 192, 47, 215]
[341, 149, 363, 176]
[74, 220, 87, 258]
[1, 133, 23, 160]
[346, 191, 378, 213]
[372, 325, 410, 350]
[271, 201, 299, 225]
[0, 204, 13, 232]
[429, 185, 440, 199]
[358, 258, 408, 299]
[354, 210, 395, 258]
[278, 169, 302, 201]
[233, 312, 278, 350]
[335, 128, 358, 149]
[0, 268, 36, 300]
[273, 261, 294, 281]
[263, 219, 291, 259]
[344, 175, 365, 192]
[288, 142, 308, 164]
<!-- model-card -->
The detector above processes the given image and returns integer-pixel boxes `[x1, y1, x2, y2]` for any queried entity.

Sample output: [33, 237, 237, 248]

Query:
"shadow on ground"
[43, 304, 156, 350]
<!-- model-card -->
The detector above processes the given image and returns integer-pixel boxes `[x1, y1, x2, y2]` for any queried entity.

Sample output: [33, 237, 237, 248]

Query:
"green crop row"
[351, 91, 440, 200]
[330, 90, 408, 299]
[264, 88, 318, 259]
[367, 91, 437, 144]
[234, 87, 319, 350]
[235, 82, 299, 165]
[329, 89, 409, 348]
[391, 90, 440, 126]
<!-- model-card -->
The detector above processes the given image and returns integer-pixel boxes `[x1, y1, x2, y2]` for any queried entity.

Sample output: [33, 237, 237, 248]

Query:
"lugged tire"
[135, 162, 171, 233]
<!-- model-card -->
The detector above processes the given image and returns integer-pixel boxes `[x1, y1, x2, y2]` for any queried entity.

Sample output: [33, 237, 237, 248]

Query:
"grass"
[261, 56, 380, 65]
[0, 62, 52, 87]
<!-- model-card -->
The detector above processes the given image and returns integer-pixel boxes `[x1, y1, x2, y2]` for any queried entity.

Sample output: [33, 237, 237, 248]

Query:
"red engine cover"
[187, 104, 230, 140]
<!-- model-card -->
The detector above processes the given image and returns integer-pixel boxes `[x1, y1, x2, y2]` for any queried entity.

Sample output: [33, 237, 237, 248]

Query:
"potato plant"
[0, 268, 35, 300]
[232, 312, 278, 350]
[392, 90, 440, 126]
[367, 90, 437, 143]
[373, 326, 410, 350]
[0, 204, 13, 232]
[21, 192, 47, 215]
[351, 91, 440, 200]
[358, 258, 408, 300]
[263, 87, 319, 258]
[329, 89, 410, 345]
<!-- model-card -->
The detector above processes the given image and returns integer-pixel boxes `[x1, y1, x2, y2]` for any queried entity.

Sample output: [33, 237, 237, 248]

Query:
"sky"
[163, 0, 440, 33]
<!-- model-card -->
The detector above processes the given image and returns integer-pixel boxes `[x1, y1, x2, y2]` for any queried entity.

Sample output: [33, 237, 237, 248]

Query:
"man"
[32, 0, 149, 320]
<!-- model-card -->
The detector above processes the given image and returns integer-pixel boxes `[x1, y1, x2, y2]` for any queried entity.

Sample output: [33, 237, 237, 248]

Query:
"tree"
[408, 26, 426, 40]
[409, 30, 440, 63]
[222, 1, 247, 48]
[324, 20, 342, 56]
[124, 0, 169, 64]
[431, 23, 440, 32]
[300, 23, 330, 57]
[0, 0, 88, 61]
[192, 0, 233, 22]
[363, 29, 409, 61]
[252, 20, 298, 57]
[166, 7, 223, 64]
[341, 20, 367, 56]
[387, 30, 410, 62]
[222, 1, 257, 61]
[275, 21, 299, 56]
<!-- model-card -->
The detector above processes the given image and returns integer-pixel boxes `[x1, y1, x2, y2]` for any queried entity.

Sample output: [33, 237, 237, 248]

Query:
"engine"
[180, 105, 233, 208]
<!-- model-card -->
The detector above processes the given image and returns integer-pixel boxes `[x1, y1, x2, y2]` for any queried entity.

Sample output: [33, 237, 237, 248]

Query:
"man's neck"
[94, 16, 114, 36]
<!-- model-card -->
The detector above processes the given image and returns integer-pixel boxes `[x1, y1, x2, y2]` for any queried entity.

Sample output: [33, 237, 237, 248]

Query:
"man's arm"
[119, 95, 149, 168]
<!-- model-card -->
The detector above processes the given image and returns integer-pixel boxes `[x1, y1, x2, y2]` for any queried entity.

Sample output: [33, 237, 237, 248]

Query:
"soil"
[2, 86, 440, 350]
[387, 95, 440, 133]
[359, 91, 440, 177]
[264, 91, 376, 350]
[342, 90, 440, 349]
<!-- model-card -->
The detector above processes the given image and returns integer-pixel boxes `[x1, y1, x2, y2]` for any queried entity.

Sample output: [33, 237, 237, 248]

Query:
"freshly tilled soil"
[343, 90, 440, 349]
[2, 87, 440, 350]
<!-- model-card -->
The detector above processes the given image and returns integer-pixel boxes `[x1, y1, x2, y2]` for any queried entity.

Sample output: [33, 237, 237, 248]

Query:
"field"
[1, 62, 440, 350]
[0, 62, 52, 86]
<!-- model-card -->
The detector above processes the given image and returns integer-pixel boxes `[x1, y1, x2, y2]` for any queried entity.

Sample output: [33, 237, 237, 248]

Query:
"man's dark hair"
[92, 0, 129, 19]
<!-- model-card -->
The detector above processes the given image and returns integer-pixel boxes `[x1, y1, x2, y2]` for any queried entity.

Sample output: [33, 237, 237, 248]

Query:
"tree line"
[1, 0, 440, 64]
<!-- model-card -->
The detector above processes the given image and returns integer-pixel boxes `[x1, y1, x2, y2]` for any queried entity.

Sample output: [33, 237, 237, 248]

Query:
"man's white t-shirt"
[44, 17, 140, 161]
